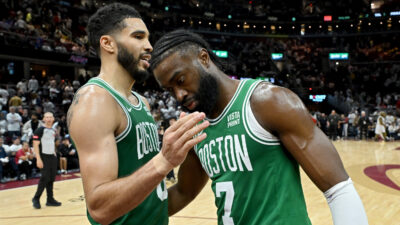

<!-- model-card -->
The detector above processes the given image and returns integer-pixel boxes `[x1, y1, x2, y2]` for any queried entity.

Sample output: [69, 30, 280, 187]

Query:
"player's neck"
[208, 72, 240, 119]
[98, 60, 135, 97]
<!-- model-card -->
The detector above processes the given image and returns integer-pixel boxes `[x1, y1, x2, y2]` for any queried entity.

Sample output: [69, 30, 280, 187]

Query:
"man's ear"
[99, 35, 116, 54]
[198, 48, 210, 68]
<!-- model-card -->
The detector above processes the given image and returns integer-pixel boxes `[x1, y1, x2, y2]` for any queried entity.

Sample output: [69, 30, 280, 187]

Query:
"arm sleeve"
[324, 178, 369, 225]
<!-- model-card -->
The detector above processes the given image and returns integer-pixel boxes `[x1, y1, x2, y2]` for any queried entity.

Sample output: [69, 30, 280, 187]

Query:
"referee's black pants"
[33, 154, 57, 200]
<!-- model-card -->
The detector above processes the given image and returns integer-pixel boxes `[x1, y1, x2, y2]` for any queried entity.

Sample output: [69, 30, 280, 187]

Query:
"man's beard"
[117, 43, 150, 83]
[182, 69, 219, 116]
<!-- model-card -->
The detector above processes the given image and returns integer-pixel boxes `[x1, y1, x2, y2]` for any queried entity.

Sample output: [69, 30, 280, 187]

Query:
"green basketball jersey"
[84, 78, 168, 225]
[194, 79, 311, 225]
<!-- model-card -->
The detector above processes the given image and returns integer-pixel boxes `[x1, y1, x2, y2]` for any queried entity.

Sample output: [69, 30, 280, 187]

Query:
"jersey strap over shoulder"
[194, 79, 311, 225]
[84, 77, 168, 225]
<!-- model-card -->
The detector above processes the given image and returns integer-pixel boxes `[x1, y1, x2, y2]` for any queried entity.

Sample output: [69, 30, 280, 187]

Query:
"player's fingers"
[173, 113, 207, 138]
[182, 133, 207, 152]
[179, 111, 186, 119]
[175, 120, 209, 148]
[168, 112, 205, 133]
[166, 112, 196, 132]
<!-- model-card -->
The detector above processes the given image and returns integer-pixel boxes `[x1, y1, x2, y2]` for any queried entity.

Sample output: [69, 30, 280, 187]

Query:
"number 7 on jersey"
[216, 181, 235, 225]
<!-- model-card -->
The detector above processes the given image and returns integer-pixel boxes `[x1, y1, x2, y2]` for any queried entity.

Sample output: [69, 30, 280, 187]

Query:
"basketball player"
[68, 4, 209, 225]
[151, 30, 369, 225]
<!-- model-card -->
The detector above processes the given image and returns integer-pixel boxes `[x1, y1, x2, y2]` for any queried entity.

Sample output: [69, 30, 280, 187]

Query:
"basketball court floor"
[0, 140, 399, 225]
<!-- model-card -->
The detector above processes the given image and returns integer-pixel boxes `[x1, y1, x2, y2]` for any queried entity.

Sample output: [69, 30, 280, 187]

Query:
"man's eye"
[178, 77, 184, 84]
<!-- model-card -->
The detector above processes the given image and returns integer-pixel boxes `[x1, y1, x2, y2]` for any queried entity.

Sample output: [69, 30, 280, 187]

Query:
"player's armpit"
[168, 150, 209, 216]
[250, 83, 348, 192]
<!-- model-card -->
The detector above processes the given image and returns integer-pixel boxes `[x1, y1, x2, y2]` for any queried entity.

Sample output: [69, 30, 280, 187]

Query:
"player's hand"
[36, 158, 43, 169]
[154, 112, 209, 175]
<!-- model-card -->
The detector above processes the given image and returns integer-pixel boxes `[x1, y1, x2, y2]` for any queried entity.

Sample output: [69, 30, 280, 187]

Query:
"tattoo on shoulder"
[67, 108, 73, 129]
[72, 93, 81, 105]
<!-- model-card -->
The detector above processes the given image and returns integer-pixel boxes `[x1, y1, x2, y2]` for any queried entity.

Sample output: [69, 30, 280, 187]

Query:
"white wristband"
[324, 178, 369, 225]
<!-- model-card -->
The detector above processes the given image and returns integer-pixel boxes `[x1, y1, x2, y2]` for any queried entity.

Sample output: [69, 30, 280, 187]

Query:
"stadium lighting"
[228, 15, 232, 19]
[329, 53, 349, 60]
[199, 21, 202, 24]
[263, 25, 266, 28]
[165, 6, 169, 11]
[271, 53, 283, 60]
[212, 50, 228, 58]
[224, 24, 227, 27]
[336, 25, 339, 28]
[338, 16, 350, 20]
[319, 25, 322, 28]
[182, 19, 185, 22]
[368, 22, 371, 26]
[279, 26, 282, 29]
[292, 17, 296, 22]
[209, 22, 212, 25]
[350, 24, 353, 27]
[390, 11, 400, 16]
[324, 15, 332, 21]
[374, 13, 382, 17]
[292, 26, 295, 29]
[308, 25, 312, 29]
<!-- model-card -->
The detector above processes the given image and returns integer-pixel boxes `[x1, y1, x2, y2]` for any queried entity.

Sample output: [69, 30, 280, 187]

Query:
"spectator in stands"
[7, 85, 16, 99]
[63, 81, 74, 97]
[348, 110, 357, 137]
[49, 80, 60, 101]
[0, 112, 7, 136]
[58, 136, 78, 171]
[6, 106, 22, 137]
[15, 141, 35, 180]
[8, 93, 22, 107]
[339, 114, 349, 140]
[0, 139, 8, 183]
[30, 93, 41, 106]
[28, 75, 39, 93]
[7, 136, 22, 156]
[0, 87, 8, 110]
[72, 79, 80, 91]
[388, 120, 399, 141]
[16, 79, 28, 94]
[0, 136, 19, 182]
[42, 98, 55, 113]
[22, 113, 42, 143]
[21, 108, 29, 123]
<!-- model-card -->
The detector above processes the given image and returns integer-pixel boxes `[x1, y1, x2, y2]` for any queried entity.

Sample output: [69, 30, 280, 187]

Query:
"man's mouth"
[183, 99, 198, 111]
[140, 54, 151, 69]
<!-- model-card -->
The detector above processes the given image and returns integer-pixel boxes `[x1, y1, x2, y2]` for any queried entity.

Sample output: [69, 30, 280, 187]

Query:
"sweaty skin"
[68, 18, 209, 225]
[153, 47, 349, 215]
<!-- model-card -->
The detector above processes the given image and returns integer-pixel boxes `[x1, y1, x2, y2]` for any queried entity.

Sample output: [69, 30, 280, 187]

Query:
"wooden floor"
[1, 140, 399, 225]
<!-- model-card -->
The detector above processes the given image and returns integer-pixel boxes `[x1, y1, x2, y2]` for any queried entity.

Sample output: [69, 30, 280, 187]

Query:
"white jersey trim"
[93, 77, 142, 110]
[243, 81, 280, 145]
[208, 80, 246, 125]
